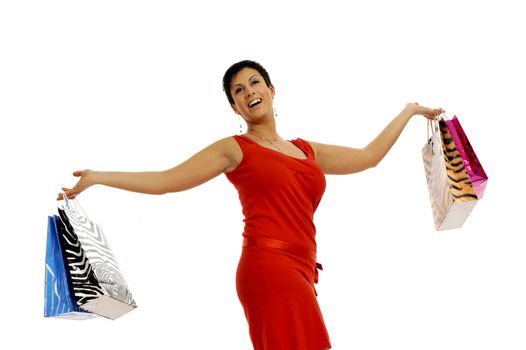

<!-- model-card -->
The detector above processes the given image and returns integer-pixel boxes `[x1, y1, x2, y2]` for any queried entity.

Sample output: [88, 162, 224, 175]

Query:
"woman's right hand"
[404, 102, 444, 120]
[57, 169, 96, 200]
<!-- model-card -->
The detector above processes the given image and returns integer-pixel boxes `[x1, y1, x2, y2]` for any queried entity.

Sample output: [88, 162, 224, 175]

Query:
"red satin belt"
[242, 236, 324, 284]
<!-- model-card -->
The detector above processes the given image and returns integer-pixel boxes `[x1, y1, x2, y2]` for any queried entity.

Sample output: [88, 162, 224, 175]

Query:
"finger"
[61, 188, 76, 199]
[57, 191, 72, 200]
[432, 109, 443, 117]
[73, 170, 83, 177]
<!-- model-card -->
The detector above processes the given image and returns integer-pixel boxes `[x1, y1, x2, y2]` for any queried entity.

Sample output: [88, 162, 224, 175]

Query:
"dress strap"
[291, 138, 315, 159]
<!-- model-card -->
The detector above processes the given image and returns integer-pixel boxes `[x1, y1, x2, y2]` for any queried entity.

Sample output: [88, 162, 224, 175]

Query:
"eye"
[234, 87, 242, 94]
[251, 80, 260, 85]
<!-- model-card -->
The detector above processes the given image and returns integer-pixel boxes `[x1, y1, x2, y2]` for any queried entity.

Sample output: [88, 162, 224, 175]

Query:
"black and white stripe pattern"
[57, 200, 136, 319]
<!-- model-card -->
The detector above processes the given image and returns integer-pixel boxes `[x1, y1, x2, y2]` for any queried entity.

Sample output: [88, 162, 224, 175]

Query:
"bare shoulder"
[303, 140, 322, 159]
[211, 136, 243, 173]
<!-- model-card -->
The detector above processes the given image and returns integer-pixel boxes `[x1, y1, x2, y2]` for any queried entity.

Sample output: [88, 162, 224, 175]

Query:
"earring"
[238, 115, 243, 134]
[273, 108, 278, 117]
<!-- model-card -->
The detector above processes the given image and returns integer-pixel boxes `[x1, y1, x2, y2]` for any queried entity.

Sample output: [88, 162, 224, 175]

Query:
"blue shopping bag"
[44, 215, 97, 319]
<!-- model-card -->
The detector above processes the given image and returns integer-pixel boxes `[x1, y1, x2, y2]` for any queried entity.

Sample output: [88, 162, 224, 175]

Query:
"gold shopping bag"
[422, 118, 478, 230]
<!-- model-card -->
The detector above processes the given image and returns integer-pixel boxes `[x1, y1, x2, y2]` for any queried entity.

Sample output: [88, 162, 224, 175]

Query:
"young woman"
[59, 60, 444, 350]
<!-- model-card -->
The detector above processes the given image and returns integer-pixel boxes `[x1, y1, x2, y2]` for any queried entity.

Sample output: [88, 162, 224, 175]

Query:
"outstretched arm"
[309, 103, 444, 175]
[58, 137, 237, 199]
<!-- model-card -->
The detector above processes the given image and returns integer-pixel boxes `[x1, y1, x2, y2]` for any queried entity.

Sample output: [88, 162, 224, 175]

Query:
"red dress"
[226, 134, 332, 350]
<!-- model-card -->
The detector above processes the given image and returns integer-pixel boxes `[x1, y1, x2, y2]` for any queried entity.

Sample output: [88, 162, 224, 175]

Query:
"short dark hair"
[222, 60, 273, 105]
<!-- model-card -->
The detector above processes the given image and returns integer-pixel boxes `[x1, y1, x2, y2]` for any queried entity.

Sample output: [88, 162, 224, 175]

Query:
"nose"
[245, 86, 255, 97]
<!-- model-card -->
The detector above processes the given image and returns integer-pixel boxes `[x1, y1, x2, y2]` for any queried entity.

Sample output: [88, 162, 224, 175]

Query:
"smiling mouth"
[249, 98, 262, 108]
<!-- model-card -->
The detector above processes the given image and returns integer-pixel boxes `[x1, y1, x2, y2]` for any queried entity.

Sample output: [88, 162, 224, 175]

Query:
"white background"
[1, 1, 524, 349]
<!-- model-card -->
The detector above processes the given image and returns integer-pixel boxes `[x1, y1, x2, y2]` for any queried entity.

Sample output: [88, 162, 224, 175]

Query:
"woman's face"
[230, 67, 275, 121]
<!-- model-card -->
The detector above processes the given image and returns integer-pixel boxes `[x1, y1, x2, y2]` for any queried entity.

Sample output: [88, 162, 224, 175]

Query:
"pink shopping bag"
[445, 116, 488, 199]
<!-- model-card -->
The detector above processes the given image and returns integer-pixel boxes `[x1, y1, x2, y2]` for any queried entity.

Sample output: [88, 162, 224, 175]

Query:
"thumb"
[72, 170, 84, 177]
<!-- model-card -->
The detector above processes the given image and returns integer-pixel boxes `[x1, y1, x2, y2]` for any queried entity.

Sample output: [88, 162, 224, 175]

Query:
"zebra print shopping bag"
[422, 118, 479, 230]
[44, 215, 98, 319]
[55, 196, 137, 319]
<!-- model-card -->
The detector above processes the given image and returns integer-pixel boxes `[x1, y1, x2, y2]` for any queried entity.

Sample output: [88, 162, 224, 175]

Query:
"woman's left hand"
[405, 102, 445, 120]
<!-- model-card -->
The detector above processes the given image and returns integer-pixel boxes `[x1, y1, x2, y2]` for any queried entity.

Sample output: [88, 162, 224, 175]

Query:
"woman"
[59, 60, 444, 350]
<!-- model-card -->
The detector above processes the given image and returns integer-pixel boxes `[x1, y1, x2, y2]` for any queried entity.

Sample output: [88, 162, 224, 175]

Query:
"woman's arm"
[58, 137, 237, 199]
[309, 103, 444, 175]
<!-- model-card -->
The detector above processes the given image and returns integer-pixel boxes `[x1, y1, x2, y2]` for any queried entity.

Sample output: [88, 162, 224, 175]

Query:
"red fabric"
[226, 135, 332, 350]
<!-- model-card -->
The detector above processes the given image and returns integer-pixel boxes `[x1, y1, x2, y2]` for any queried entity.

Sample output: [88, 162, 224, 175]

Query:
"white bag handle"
[427, 118, 438, 142]
[426, 113, 449, 141]
[61, 192, 88, 219]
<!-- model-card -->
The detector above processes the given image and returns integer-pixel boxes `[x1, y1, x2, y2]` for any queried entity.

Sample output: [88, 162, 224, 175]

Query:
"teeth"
[249, 99, 262, 107]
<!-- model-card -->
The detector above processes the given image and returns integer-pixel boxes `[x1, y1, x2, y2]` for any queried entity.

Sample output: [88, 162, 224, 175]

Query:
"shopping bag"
[422, 119, 478, 230]
[44, 215, 97, 319]
[55, 196, 137, 319]
[444, 116, 488, 198]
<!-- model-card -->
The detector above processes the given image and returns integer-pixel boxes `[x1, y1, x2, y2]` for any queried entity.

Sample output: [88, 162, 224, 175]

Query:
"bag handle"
[61, 192, 89, 218]
[426, 112, 449, 141]
[427, 118, 438, 141]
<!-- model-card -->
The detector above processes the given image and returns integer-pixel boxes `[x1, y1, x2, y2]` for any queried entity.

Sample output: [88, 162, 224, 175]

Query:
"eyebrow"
[231, 74, 260, 89]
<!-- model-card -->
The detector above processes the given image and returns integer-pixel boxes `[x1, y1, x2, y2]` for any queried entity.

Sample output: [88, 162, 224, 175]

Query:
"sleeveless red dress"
[226, 134, 332, 350]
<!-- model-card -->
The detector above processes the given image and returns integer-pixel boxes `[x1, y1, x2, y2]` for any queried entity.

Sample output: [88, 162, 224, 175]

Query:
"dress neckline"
[237, 134, 309, 161]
